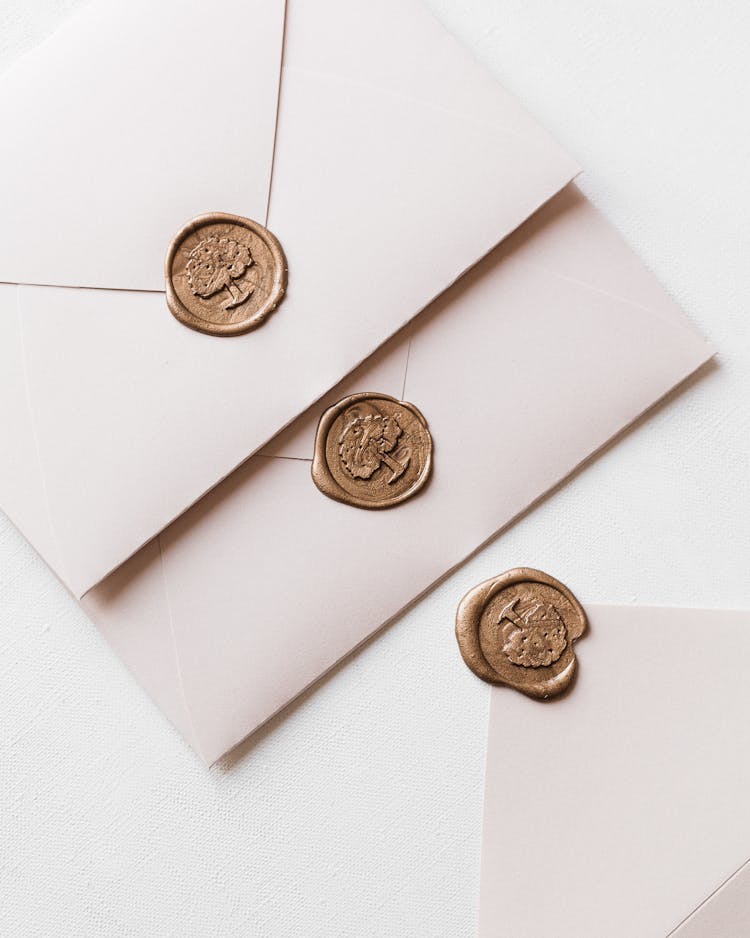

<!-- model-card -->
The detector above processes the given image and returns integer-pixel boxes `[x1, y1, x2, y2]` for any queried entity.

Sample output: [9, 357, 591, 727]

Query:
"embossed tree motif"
[186, 236, 254, 309]
[338, 411, 411, 483]
[498, 597, 568, 668]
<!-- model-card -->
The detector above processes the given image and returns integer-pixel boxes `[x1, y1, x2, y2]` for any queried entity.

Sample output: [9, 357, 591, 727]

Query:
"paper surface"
[672, 860, 750, 937]
[480, 604, 750, 938]
[0, 0, 285, 290]
[81, 188, 713, 764]
[0, 0, 579, 596]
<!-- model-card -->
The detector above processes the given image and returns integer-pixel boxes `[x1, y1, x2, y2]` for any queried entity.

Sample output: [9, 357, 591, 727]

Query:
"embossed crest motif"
[499, 597, 568, 668]
[165, 212, 287, 336]
[186, 236, 254, 310]
[455, 568, 587, 699]
[312, 392, 432, 509]
[338, 412, 410, 483]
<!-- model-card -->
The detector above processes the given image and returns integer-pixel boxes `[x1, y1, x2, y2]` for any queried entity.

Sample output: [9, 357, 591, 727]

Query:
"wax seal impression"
[455, 568, 587, 699]
[311, 392, 433, 509]
[165, 212, 287, 336]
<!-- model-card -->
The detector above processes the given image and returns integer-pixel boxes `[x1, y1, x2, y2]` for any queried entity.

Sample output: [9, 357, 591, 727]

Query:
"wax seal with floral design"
[311, 392, 433, 509]
[455, 568, 587, 699]
[165, 212, 287, 336]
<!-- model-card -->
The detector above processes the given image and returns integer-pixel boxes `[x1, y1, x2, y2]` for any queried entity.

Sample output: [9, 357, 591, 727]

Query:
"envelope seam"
[15, 285, 68, 586]
[157, 533, 204, 763]
[257, 454, 311, 464]
[509, 256, 712, 343]
[665, 854, 750, 936]
[400, 331, 414, 402]
[0, 281, 164, 296]
[262, 0, 289, 227]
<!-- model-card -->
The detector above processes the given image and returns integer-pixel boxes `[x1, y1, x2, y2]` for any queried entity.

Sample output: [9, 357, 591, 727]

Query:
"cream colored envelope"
[0, 0, 579, 597]
[79, 187, 714, 764]
[479, 605, 750, 938]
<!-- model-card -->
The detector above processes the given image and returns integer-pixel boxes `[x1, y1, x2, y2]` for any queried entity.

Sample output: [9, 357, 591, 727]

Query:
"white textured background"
[1, 1, 749, 935]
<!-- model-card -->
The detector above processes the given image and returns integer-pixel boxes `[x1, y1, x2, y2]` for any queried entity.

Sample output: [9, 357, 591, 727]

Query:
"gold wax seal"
[311, 392, 433, 509]
[455, 568, 587, 699]
[165, 212, 287, 336]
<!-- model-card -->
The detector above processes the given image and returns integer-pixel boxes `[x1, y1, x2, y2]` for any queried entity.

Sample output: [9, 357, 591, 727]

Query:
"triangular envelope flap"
[401, 259, 711, 532]
[500, 185, 695, 329]
[0, 0, 285, 290]
[261, 186, 698, 462]
[5, 24, 577, 599]
[480, 607, 750, 938]
[82, 225, 712, 764]
[284, 0, 555, 140]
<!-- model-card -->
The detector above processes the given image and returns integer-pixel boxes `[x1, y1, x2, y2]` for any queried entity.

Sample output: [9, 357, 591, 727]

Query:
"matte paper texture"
[480, 605, 750, 938]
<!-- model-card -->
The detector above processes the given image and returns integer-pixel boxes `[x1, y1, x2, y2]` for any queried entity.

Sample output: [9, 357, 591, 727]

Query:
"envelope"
[479, 605, 750, 938]
[0, 0, 579, 597]
[671, 860, 750, 937]
[77, 186, 714, 764]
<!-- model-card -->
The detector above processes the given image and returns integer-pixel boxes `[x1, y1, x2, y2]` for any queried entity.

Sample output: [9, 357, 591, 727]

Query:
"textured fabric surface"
[1, 1, 749, 935]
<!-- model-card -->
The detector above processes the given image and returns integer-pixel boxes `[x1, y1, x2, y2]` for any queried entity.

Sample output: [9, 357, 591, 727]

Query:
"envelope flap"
[0, 0, 286, 291]
[402, 259, 710, 538]
[79, 189, 713, 766]
[402, 189, 712, 451]
[0, 2, 579, 598]
[283, 0, 552, 139]
[259, 326, 413, 460]
[497, 186, 695, 328]
[481, 606, 750, 938]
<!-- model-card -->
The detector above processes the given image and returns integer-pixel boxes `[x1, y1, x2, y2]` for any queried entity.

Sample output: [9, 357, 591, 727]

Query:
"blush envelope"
[0, 0, 578, 597]
[78, 187, 714, 763]
[479, 605, 750, 938]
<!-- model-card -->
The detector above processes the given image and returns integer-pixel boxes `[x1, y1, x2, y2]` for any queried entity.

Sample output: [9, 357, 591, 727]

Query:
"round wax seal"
[165, 212, 287, 336]
[455, 568, 587, 699]
[311, 392, 433, 509]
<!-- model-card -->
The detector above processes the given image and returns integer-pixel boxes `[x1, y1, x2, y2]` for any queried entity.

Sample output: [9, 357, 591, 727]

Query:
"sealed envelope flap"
[0, 0, 286, 291]
[82, 190, 714, 764]
[0, 0, 579, 597]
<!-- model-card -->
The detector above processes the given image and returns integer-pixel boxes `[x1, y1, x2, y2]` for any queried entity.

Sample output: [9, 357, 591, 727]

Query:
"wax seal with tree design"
[311, 392, 433, 509]
[165, 212, 287, 336]
[455, 568, 587, 699]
